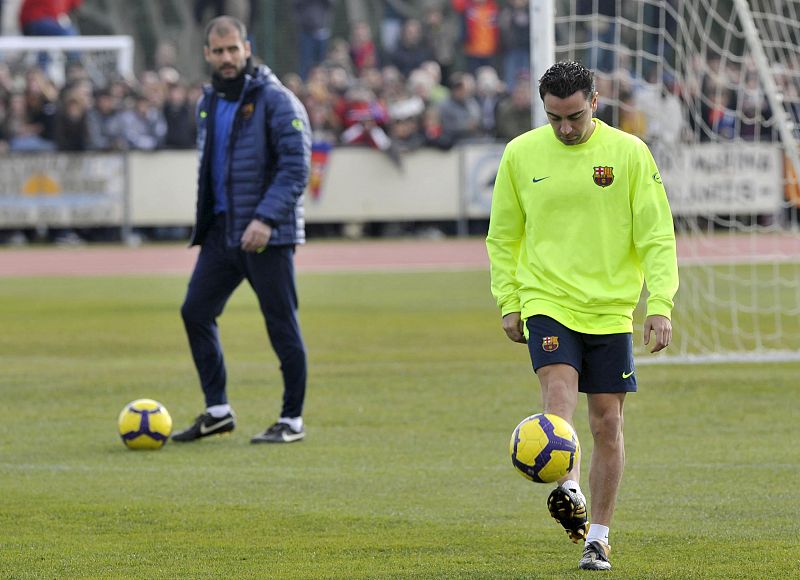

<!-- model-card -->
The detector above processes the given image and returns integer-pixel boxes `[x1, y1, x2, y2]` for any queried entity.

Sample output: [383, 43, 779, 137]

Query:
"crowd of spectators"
[0, 60, 199, 154]
[2, 0, 793, 162]
[0, 0, 540, 160]
[1, 0, 797, 244]
[288, 0, 540, 167]
[5, 3, 795, 164]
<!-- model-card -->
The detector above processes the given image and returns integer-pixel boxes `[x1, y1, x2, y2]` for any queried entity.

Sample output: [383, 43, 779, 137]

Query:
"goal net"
[0, 35, 134, 87]
[548, 0, 800, 363]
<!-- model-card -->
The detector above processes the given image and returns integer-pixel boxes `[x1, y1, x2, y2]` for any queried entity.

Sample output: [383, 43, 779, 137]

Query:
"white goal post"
[530, 0, 800, 363]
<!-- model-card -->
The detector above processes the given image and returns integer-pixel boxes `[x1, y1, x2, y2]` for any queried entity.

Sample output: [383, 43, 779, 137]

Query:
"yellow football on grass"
[118, 399, 172, 450]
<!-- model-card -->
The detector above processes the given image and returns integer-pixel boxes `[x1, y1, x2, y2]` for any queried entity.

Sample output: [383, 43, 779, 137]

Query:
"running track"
[0, 238, 490, 277]
[1, 235, 799, 277]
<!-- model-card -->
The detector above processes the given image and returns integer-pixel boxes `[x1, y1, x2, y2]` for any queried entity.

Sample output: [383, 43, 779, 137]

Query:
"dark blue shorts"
[525, 315, 637, 393]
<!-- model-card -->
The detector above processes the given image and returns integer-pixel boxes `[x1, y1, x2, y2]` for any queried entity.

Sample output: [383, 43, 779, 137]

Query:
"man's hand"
[240, 219, 272, 252]
[644, 314, 672, 353]
[502, 312, 527, 344]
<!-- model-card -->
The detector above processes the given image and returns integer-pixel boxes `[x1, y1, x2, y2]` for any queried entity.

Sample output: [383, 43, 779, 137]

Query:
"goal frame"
[0, 35, 134, 84]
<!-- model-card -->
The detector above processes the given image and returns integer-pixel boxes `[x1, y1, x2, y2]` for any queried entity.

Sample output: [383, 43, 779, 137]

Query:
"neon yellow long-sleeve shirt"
[486, 119, 679, 334]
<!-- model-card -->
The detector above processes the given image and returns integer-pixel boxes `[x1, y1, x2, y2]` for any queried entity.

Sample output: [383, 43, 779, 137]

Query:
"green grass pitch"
[1, 269, 798, 578]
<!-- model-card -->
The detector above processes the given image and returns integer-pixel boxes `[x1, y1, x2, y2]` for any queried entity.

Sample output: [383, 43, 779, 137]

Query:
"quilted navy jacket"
[190, 65, 311, 247]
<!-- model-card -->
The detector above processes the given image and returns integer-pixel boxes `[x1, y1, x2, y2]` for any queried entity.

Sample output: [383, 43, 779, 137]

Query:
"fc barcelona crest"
[240, 102, 255, 120]
[542, 336, 559, 352]
[593, 166, 614, 187]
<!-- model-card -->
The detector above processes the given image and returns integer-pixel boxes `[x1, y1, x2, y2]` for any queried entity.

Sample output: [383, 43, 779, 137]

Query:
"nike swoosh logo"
[531, 176, 550, 183]
[622, 370, 634, 379]
[200, 417, 234, 434]
[280, 431, 305, 442]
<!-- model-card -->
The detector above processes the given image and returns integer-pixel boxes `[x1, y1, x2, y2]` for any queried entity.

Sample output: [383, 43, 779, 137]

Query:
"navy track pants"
[180, 218, 307, 418]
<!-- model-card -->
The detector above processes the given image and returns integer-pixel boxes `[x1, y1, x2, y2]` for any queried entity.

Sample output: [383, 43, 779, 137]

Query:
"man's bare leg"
[536, 364, 588, 543]
[537, 363, 581, 483]
[586, 392, 626, 527]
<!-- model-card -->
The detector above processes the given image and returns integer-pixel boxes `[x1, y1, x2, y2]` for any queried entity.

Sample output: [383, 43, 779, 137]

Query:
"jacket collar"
[204, 64, 272, 101]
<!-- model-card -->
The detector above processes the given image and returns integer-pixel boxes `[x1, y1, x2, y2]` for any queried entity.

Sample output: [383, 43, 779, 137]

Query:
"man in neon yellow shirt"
[487, 61, 678, 571]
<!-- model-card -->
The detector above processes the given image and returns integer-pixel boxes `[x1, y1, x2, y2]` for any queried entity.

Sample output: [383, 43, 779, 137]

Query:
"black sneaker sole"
[547, 487, 589, 543]
[172, 423, 235, 442]
[172, 430, 234, 442]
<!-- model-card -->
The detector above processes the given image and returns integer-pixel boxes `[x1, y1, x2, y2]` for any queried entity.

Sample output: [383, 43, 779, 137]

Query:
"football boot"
[172, 412, 235, 441]
[547, 485, 589, 543]
[579, 540, 612, 571]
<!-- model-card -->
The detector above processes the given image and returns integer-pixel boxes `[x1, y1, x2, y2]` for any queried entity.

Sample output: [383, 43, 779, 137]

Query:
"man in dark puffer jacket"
[173, 16, 312, 445]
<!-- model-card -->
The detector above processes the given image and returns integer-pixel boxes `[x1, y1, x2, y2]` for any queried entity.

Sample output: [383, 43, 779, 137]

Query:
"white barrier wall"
[0, 143, 787, 229]
[303, 147, 461, 221]
[129, 151, 197, 225]
[128, 147, 464, 226]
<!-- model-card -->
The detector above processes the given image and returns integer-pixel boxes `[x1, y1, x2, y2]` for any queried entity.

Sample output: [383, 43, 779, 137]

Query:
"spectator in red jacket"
[339, 85, 401, 168]
[20, 0, 83, 69]
[19, 0, 82, 37]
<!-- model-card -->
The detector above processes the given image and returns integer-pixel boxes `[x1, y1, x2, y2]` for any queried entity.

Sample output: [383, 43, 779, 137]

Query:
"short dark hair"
[538, 61, 595, 101]
[204, 16, 248, 46]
